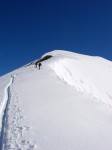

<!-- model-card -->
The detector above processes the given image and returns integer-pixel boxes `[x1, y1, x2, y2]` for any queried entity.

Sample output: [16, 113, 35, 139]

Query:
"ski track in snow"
[0, 75, 14, 149]
[0, 73, 35, 150]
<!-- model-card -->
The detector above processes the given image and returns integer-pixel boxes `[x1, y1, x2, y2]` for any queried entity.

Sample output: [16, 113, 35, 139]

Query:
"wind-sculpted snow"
[49, 52, 112, 107]
[0, 50, 112, 150]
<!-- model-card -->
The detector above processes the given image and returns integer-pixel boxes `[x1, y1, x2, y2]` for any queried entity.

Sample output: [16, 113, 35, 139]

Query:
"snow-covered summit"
[44, 50, 112, 106]
[0, 50, 112, 150]
[43, 49, 105, 60]
[43, 49, 94, 57]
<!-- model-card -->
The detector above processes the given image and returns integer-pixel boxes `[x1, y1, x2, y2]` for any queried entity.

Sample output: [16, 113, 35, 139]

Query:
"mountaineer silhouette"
[35, 62, 42, 70]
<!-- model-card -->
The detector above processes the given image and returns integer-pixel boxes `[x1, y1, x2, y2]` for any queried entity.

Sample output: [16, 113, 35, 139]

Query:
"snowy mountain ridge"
[46, 50, 112, 106]
[0, 50, 112, 150]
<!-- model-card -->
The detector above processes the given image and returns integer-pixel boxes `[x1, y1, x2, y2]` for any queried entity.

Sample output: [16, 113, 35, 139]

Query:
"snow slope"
[0, 50, 112, 150]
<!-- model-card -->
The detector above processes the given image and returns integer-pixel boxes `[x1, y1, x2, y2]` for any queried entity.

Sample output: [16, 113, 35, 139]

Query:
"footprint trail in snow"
[0, 74, 35, 150]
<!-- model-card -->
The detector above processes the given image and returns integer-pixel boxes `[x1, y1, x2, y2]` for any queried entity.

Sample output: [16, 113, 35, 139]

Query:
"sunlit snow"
[0, 50, 112, 150]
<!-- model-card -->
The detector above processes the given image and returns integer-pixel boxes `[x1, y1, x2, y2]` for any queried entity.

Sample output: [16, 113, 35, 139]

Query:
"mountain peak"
[0, 50, 112, 149]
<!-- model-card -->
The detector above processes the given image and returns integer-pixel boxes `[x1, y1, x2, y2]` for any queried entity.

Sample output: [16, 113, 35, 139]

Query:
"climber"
[38, 62, 42, 70]
[35, 62, 42, 70]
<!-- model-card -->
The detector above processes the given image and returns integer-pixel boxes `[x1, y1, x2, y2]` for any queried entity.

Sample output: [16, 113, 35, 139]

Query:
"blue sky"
[0, 0, 112, 76]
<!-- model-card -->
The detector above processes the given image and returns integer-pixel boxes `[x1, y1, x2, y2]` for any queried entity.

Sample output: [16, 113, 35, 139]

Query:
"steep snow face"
[46, 50, 112, 106]
[0, 50, 112, 150]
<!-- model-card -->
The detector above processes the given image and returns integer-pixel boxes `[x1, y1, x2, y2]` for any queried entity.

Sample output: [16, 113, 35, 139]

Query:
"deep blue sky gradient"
[0, 0, 112, 76]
